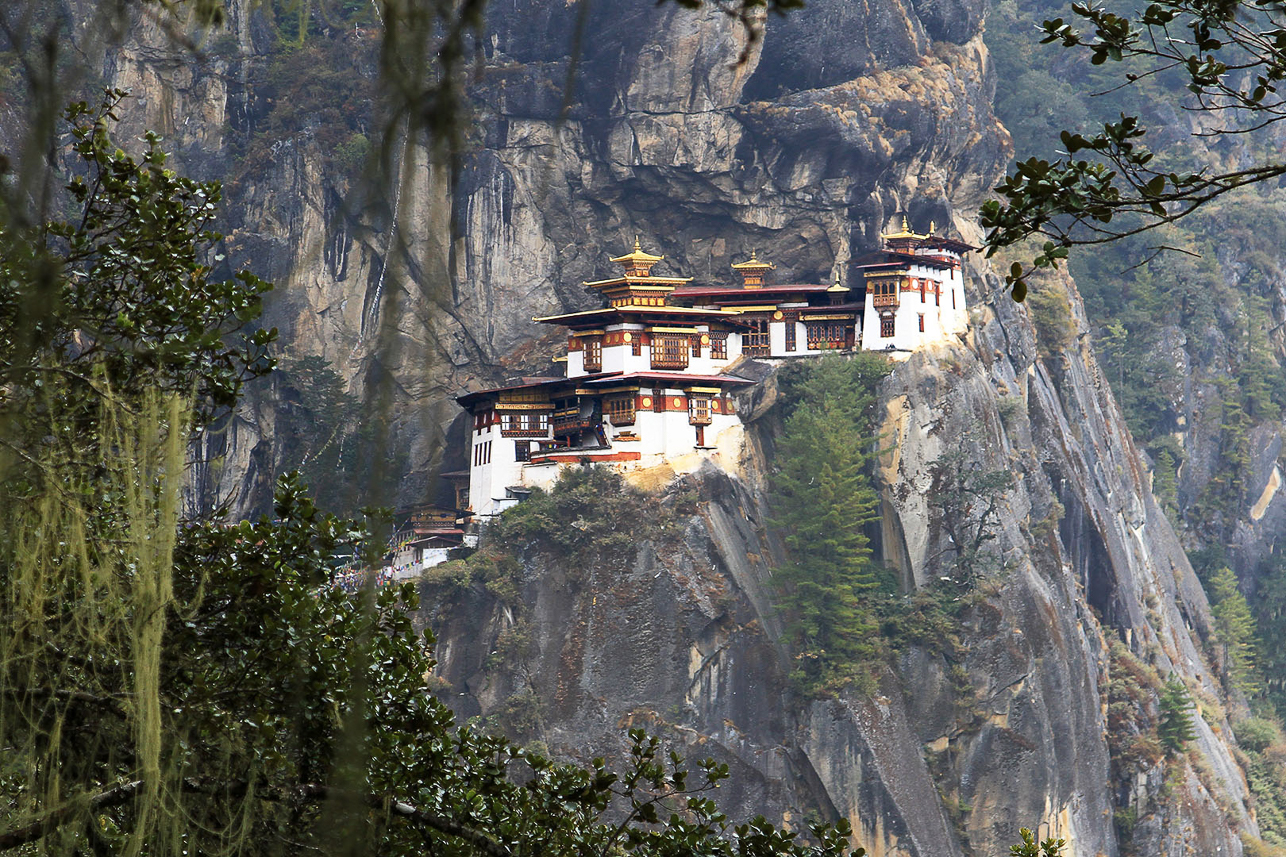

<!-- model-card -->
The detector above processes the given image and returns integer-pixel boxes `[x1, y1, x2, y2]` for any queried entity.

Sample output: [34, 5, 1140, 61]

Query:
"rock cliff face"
[421, 280, 1257, 857]
[84, 0, 1007, 514]
[70, 0, 1269, 854]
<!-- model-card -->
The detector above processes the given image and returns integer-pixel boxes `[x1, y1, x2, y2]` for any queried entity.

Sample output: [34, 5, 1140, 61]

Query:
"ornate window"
[710, 334, 728, 360]
[742, 318, 770, 356]
[871, 278, 899, 308]
[691, 334, 702, 358]
[631, 334, 642, 356]
[784, 318, 796, 351]
[515, 441, 531, 462]
[651, 335, 689, 369]
[880, 315, 895, 338]
[583, 337, 602, 373]
[806, 322, 847, 350]
[688, 396, 712, 426]
[500, 412, 550, 438]
[605, 395, 636, 426]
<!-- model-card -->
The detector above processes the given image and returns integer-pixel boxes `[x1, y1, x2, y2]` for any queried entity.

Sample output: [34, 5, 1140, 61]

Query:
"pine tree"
[1209, 566, 1260, 695]
[1254, 557, 1286, 714]
[1158, 674, 1197, 754]
[770, 355, 888, 696]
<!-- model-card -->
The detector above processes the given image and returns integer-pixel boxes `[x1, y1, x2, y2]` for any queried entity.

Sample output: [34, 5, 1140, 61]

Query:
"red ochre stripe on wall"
[531, 451, 643, 464]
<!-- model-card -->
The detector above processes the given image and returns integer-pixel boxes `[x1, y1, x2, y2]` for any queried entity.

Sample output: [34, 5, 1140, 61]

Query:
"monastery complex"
[453, 220, 974, 519]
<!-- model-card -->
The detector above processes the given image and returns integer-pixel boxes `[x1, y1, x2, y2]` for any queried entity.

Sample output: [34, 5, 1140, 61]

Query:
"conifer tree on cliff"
[770, 355, 887, 696]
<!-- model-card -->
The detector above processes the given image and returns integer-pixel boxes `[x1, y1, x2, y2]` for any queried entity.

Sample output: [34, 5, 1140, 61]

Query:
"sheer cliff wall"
[68, 1, 1266, 854]
[86, 0, 1007, 514]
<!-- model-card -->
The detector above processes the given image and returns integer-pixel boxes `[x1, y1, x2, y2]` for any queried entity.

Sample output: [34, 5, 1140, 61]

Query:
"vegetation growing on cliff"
[768, 354, 888, 696]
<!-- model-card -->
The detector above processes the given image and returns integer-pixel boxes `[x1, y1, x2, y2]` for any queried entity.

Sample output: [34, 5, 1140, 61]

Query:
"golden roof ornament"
[610, 236, 664, 265]
[731, 249, 776, 271]
[881, 215, 930, 243]
[827, 272, 850, 293]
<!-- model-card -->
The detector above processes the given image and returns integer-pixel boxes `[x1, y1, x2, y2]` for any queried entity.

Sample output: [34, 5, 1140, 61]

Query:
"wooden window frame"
[605, 396, 636, 426]
[880, 315, 895, 338]
[651, 335, 690, 369]
[710, 334, 728, 360]
[688, 396, 712, 426]
[784, 317, 796, 351]
[742, 319, 770, 356]
[583, 337, 603, 373]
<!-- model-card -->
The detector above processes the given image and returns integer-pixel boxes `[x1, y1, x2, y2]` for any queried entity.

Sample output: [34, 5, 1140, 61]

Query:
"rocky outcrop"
[418, 263, 1259, 857]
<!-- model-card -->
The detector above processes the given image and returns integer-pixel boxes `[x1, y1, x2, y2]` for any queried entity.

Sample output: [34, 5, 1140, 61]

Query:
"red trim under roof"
[455, 372, 623, 407]
[580, 371, 754, 386]
[672, 283, 835, 299]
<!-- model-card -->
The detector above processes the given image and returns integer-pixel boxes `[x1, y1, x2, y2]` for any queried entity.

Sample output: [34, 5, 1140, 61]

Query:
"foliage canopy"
[978, 0, 1286, 299]
[770, 354, 889, 696]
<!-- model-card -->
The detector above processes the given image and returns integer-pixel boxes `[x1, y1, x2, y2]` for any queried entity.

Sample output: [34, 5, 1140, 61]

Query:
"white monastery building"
[855, 218, 972, 352]
[456, 222, 972, 518]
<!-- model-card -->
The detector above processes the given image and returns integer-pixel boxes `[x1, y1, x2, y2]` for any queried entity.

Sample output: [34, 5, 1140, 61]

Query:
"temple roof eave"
[533, 306, 753, 326]
[580, 371, 755, 387]
[455, 372, 623, 407]
[853, 251, 955, 271]
[583, 276, 695, 288]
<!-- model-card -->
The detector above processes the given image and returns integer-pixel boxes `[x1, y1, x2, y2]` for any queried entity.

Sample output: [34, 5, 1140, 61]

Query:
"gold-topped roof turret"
[731, 250, 776, 288]
[881, 215, 930, 243]
[611, 237, 665, 277]
[827, 272, 850, 304]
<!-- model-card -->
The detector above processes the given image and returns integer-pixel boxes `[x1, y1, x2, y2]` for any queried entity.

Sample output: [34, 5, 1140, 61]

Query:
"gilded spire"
[881, 215, 929, 243]
[731, 250, 775, 288]
[610, 238, 664, 277]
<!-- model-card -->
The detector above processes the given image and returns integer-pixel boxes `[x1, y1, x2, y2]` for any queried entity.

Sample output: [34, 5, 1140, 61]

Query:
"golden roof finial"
[611, 238, 664, 267]
[929, 220, 936, 234]
[731, 253, 775, 271]
[881, 214, 928, 243]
